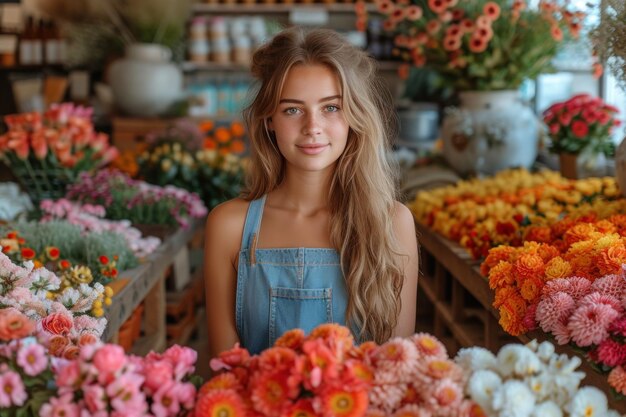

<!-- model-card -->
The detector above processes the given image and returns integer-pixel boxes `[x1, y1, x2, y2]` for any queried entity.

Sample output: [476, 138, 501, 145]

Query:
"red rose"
[41, 312, 73, 335]
[571, 120, 589, 138]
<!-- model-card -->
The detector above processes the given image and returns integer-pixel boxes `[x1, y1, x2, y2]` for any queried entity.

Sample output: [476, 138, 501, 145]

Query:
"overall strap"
[240, 194, 267, 265]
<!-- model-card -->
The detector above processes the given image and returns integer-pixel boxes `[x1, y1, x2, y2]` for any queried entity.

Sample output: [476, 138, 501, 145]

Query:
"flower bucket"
[133, 223, 179, 240]
[10, 165, 72, 206]
[559, 152, 578, 179]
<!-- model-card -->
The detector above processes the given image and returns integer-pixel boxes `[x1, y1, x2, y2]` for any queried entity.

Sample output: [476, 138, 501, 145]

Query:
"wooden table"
[415, 221, 626, 413]
[103, 216, 206, 355]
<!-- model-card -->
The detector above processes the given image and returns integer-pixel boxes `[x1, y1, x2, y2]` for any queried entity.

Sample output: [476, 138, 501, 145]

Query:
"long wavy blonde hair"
[241, 27, 404, 343]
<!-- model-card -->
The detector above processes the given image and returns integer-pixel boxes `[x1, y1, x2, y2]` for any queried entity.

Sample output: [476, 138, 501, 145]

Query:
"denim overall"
[235, 195, 350, 354]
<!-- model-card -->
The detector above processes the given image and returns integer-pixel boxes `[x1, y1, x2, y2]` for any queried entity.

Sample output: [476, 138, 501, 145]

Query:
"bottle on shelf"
[18, 15, 34, 66]
[32, 18, 43, 65]
[44, 20, 60, 65]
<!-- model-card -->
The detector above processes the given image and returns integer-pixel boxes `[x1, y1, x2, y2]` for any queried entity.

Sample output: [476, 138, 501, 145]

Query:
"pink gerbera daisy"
[410, 333, 447, 359]
[373, 338, 419, 383]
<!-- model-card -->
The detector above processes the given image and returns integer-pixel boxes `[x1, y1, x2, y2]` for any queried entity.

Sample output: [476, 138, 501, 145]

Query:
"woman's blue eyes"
[283, 105, 340, 115]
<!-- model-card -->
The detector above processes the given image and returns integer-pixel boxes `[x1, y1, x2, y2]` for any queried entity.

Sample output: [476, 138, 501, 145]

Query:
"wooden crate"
[166, 270, 205, 346]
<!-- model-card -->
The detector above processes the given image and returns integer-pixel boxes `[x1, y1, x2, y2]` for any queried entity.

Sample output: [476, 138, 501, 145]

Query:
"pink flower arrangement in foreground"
[196, 324, 482, 417]
[0, 250, 105, 358]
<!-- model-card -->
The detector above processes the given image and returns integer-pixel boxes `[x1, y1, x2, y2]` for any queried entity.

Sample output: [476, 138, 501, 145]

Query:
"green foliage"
[0, 221, 138, 284]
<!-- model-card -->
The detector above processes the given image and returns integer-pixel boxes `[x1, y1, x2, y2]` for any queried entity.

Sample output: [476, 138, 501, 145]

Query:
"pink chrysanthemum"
[552, 321, 572, 345]
[542, 277, 592, 300]
[431, 378, 463, 409]
[391, 403, 431, 417]
[580, 292, 623, 314]
[369, 383, 406, 414]
[609, 317, 626, 337]
[373, 338, 419, 384]
[536, 292, 575, 333]
[410, 333, 447, 359]
[596, 339, 626, 367]
[608, 365, 626, 395]
[568, 303, 620, 346]
[16, 343, 47, 376]
[591, 274, 626, 298]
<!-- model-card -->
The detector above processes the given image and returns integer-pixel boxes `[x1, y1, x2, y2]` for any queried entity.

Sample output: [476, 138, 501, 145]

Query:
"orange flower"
[427, 0, 447, 14]
[199, 120, 215, 133]
[493, 286, 519, 308]
[483, 2, 501, 20]
[320, 387, 368, 417]
[514, 253, 545, 280]
[230, 122, 245, 137]
[195, 389, 247, 417]
[523, 226, 552, 244]
[597, 246, 626, 276]
[250, 371, 295, 415]
[215, 127, 232, 144]
[563, 223, 598, 246]
[424, 358, 456, 379]
[282, 399, 316, 417]
[595, 219, 617, 234]
[99, 255, 109, 265]
[481, 246, 517, 276]
[309, 323, 353, 345]
[230, 140, 246, 154]
[343, 360, 374, 387]
[45, 246, 60, 261]
[258, 347, 302, 376]
[21, 247, 35, 260]
[519, 275, 544, 302]
[274, 328, 305, 350]
[488, 261, 514, 290]
[48, 335, 70, 356]
[0, 308, 35, 341]
[201, 373, 242, 393]
[608, 366, 626, 396]
[498, 295, 528, 335]
[204, 138, 217, 150]
[536, 243, 560, 263]
[398, 63, 410, 80]
[468, 35, 489, 53]
[544, 257, 573, 281]
[41, 312, 72, 335]
[550, 25, 563, 41]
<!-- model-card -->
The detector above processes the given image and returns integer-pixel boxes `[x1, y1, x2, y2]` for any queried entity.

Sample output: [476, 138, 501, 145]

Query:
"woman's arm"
[204, 199, 247, 359]
[392, 201, 419, 338]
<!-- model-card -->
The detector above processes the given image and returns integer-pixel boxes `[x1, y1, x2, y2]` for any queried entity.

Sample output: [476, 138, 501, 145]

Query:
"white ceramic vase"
[108, 43, 183, 117]
[441, 90, 539, 176]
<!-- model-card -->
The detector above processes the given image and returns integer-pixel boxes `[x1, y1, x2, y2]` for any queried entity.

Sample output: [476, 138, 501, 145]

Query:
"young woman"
[204, 27, 418, 357]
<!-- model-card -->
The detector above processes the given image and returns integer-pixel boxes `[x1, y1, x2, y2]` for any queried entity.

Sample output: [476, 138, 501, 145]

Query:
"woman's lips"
[297, 144, 329, 155]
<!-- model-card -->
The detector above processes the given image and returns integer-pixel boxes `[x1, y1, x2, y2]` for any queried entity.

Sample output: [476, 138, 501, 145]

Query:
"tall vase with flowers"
[543, 94, 620, 179]
[356, 0, 593, 176]
[0, 103, 118, 205]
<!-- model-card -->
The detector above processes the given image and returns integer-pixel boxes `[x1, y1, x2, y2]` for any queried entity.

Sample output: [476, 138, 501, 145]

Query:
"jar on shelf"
[212, 37, 231, 64]
[209, 17, 228, 41]
[189, 17, 207, 40]
[188, 38, 210, 63]
[232, 36, 251, 66]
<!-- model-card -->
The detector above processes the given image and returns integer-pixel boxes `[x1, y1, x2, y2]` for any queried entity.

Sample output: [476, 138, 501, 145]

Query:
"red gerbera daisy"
[194, 389, 246, 417]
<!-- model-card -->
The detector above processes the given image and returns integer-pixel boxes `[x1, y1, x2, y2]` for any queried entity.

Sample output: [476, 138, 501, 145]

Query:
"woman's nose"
[302, 112, 322, 136]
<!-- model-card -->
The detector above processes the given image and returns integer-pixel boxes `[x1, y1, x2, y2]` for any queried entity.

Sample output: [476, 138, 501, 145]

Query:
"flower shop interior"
[3, 0, 626, 415]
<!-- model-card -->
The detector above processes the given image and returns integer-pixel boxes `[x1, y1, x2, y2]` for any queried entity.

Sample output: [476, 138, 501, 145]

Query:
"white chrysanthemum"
[547, 354, 585, 396]
[526, 339, 539, 352]
[536, 341, 556, 362]
[59, 288, 80, 306]
[525, 374, 552, 401]
[492, 380, 536, 417]
[497, 345, 543, 377]
[566, 387, 608, 417]
[455, 347, 497, 373]
[467, 369, 501, 413]
[531, 401, 562, 417]
[605, 410, 622, 417]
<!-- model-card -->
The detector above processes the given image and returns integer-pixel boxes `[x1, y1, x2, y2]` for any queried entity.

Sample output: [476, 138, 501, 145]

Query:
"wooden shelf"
[191, 2, 375, 14]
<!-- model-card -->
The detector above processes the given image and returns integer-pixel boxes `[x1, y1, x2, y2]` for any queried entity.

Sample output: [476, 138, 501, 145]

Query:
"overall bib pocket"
[269, 287, 333, 345]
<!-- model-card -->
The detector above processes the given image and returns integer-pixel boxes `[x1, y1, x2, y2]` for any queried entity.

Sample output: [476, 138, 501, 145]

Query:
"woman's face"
[269, 63, 350, 176]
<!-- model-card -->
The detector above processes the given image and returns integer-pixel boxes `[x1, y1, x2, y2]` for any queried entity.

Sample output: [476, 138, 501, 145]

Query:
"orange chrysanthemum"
[544, 257, 573, 281]
[480, 245, 517, 276]
[514, 253, 545, 280]
[536, 243, 560, 263]
[519, 275, 544, 302]
[597, 246, 626, 276]
[344, 360, 374, 387]
[499, 295, 528, 335]
[493, 286, 519, 309]
[592, 234, 623, 253]
[274, 328, 305, 350]
[488, 261, 514, 290]
[424, 358, 456, 379]
[563, 223, 599, 246]
[258, 346, 301, 374]
[411, 333, 446, 358]
[523, 226, 552, 244]
[195, 389, 246, 417]
[320, 387, 368, 417]
[595, 219, 617, 234]
[308, 323, 354, 347]
[215, 127, 231, 144]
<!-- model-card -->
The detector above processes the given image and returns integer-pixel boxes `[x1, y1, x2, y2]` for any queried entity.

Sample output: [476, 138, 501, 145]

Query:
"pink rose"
[55, 361, 81, 390]
[93, 344, 127, 375]
[41, 312, 73, 336]
[83, 385, 107, 412]
[143, 361, 174, 394]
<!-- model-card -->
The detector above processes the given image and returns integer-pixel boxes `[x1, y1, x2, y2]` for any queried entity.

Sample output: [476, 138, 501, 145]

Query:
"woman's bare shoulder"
[205, 198, 251, 246]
